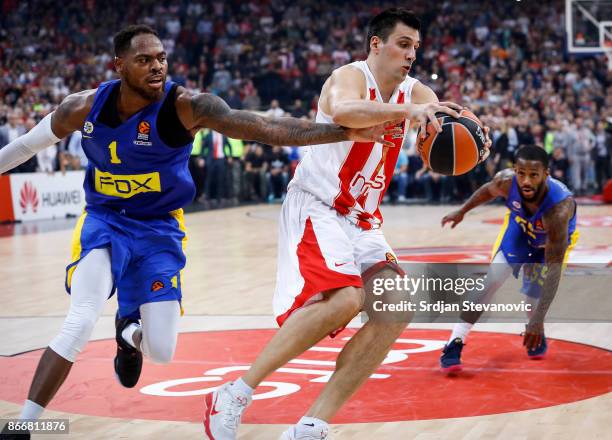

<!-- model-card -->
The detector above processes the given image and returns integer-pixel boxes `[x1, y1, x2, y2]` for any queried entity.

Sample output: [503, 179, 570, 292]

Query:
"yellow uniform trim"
[170, 208, 187, 316]
[491, 209, 579, 268]
[66, 211, 88, 289]
[563, 229, 579, 267]
[491, 210, 511, 261]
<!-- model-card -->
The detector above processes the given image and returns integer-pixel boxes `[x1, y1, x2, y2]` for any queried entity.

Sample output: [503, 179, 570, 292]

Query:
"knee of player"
[144, 340, 176, 364]
[148, 347, 175, 364]
[330, 286, 364, 319]
[66, 314, 98, 335]
[376, 320, 409, 335]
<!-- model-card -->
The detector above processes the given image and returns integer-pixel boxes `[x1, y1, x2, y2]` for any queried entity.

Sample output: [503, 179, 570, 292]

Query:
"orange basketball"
[416, 109, 486, 176]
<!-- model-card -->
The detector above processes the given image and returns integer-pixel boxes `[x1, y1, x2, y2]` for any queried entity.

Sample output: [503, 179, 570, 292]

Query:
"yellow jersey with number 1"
[81, 79, 194, 218]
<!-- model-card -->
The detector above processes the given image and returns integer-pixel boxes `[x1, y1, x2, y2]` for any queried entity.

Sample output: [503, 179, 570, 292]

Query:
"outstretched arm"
[323, 66, 462, 132]
[0, 91, 92, 174]
[177, 91, 398, 147]
[523, 198, 575, 350]
[325, 65, 408, 128]
[441, 169, 513, 228]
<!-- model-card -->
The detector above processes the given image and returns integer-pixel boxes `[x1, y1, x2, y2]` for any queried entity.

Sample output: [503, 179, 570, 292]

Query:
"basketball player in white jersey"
[203, 8, 491, 440]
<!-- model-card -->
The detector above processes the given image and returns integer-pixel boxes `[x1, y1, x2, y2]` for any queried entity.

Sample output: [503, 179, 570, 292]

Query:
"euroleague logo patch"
[1, 329, 610, 424]
[135, 121, 152, 146]
[385, 252, 398, 264]
[151, 280, 165, 292]
[534, 218, 545, 231]
[138, 121, 151, 135]
[386, 120, 405, 140]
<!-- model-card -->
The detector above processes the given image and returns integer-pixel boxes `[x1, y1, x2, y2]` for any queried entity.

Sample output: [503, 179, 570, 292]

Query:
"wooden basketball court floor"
[0, 203, 610, 439]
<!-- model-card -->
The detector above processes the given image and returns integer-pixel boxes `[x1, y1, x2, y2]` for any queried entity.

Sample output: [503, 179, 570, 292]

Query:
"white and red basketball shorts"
[273, 189, 399, 328]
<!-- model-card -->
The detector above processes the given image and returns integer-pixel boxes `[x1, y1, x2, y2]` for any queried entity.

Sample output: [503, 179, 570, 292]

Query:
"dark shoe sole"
[528, 354, 546, 360]
[114, 354, 142, 388]
[441, 364, 463, 373]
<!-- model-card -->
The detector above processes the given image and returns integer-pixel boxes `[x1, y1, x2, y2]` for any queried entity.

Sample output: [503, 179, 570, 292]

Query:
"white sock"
[449, 321, 473, 344]
[231, 378, 254, 396]
[297, 416, 328, 427]
[19, 399, 44, 420]
[121, 323, 141, 349]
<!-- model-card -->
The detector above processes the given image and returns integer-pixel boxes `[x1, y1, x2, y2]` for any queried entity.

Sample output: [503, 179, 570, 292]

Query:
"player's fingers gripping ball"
[417, 109, 487, 175]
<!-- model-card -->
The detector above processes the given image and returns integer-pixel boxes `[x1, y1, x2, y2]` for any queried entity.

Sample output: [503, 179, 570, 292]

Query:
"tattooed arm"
[441, 169, 513, 228]
[175, 90, 397, 147]
[523, 197, 575, 350]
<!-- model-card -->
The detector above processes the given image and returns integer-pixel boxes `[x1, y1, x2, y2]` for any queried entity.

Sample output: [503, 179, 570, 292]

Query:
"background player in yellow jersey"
[440, 145, 578, 372]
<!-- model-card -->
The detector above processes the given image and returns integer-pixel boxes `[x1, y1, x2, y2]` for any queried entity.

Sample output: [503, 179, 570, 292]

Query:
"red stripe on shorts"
[276, 217, 363, 327]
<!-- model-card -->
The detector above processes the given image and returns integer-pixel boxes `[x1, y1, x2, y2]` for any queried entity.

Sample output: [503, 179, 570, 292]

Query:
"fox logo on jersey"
[94, 169, 161, 199]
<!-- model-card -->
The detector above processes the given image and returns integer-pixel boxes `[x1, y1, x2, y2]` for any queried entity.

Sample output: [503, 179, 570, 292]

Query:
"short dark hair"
[515, 145, 549, 168]
[366, 8, 421, 54]
[114, 24, 159, 57]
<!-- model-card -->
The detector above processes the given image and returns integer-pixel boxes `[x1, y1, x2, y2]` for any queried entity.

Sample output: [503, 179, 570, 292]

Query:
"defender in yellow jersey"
[440, 146, 578, 372]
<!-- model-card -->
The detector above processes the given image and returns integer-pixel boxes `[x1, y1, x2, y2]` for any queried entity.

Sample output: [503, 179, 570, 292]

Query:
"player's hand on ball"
[441, 210, 465, 228]
[408, 101, 463, 139]
[479, 125, 492, 163]
[346, 123, 403, 148]
[523, 320, 544, 351]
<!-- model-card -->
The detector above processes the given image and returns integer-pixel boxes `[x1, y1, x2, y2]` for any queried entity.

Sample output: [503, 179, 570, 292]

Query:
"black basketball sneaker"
[114, 312, 143, 388]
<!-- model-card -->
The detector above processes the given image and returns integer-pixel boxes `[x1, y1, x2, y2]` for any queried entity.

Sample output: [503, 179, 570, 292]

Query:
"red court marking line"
[1, 329, 611, 424]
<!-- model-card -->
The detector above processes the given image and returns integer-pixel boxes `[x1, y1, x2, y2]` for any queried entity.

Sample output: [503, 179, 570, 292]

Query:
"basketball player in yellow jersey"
[204, 9, 491, 440]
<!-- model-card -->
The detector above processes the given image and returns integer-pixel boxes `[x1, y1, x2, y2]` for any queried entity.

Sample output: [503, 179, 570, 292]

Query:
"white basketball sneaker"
[203, 382, 252, 440]
[279, 422, 330, 440]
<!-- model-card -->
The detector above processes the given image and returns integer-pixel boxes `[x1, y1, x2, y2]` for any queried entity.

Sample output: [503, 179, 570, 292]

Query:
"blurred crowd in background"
[1, 0, 611, 205]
